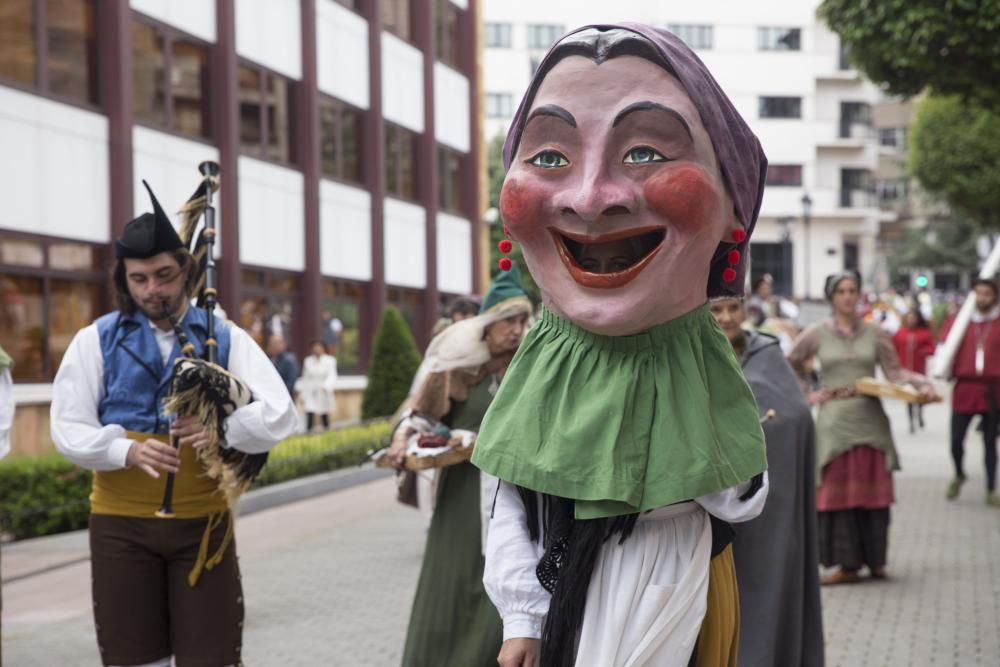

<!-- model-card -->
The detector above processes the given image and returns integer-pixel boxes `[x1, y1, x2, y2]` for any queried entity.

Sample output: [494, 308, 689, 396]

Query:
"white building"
[483, 0, 890, 300]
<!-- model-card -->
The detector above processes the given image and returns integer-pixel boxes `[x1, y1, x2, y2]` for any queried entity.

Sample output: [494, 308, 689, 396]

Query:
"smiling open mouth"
[552, 227, 666, 288]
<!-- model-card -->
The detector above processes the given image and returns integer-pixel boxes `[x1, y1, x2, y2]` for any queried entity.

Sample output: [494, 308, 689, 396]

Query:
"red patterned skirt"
[816, 445, 894, 512]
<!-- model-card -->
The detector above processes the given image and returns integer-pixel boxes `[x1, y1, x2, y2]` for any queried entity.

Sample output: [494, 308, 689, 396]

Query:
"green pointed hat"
[480, 262, 529, 314]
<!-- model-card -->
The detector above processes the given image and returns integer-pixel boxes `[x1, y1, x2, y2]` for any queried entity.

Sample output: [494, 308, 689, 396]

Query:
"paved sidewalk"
[3, 400, 999, 666]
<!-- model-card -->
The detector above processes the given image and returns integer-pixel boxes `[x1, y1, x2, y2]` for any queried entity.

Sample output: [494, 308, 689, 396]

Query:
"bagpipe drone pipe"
[155, 162, 267, 517]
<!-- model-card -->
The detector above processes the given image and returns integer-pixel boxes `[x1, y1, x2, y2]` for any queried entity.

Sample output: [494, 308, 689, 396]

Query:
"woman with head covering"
[472, 24, 769, 666]
[709, 297, 825, 666]
[387, 266, 533, 667]
[787, 271, 937, 586]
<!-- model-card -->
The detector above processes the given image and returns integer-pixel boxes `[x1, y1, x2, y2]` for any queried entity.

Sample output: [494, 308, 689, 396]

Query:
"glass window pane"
[46, 0, 96, 104]
[0, 275, 45, 382]
[398, 127, 415, 200]
[0, 237, 44, 267]
[0, 0, 36, 86]
[435, 0, 460, 67]
[238, 65, 262, 154]
[49, 279, 101, 375]
[342, 107, 361, 183]
[48, 242, 96, 270]
[264, 73, 291, 163]
[171, 39, 209, 139]
[133, 20, 166, 126]
[381, 0, 410, 41]
[385, 123, 399, 195]
[319, 96, 340, 178]
[322, 280, 365, 375]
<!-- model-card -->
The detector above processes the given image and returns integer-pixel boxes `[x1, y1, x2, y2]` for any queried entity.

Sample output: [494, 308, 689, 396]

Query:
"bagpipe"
[155, 162, 266, 517]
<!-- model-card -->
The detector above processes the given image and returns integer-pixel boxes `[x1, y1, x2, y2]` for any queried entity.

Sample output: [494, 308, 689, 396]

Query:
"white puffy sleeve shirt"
[51, 321, 297, 470]
[483, 473, 769, 641]
[0, 369, 13, 460]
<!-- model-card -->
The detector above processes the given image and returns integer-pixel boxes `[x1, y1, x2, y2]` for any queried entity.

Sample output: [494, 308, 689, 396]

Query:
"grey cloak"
[732, 331, 825, 666]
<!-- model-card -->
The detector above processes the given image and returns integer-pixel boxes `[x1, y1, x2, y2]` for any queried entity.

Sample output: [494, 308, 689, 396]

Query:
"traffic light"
[915, 275, 929, 289]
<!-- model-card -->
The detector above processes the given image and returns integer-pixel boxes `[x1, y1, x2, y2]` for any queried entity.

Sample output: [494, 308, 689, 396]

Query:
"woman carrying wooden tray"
[788, 271, 938, 585]
[386, 266, 532, 667]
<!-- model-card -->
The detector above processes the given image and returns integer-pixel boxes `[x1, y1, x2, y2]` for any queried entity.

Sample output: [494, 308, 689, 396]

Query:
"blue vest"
[96, 308, 231, 435]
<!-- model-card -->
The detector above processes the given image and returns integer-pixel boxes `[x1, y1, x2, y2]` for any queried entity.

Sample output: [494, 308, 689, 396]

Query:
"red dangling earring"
[722, 228, 746, 283]
[498, 226, 513, 272]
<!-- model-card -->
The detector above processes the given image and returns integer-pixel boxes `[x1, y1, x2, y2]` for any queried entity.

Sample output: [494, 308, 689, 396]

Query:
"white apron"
[575, 502, 712, 667]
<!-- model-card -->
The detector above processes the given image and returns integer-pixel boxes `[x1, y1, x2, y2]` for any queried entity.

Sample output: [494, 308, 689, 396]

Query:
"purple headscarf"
[502, 23, 768, 298]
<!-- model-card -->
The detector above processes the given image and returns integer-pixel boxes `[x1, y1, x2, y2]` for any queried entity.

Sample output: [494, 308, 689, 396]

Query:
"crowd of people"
[3, 20, 999, 667]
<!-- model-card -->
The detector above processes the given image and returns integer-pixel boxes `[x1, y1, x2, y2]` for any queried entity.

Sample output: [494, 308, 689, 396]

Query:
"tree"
[908, 95, 1000, 228]
[486, 133, 541, 304]
[889, 216, 981, 276]
[820, 0, 1000, 109]
[361, 306, 421, 419]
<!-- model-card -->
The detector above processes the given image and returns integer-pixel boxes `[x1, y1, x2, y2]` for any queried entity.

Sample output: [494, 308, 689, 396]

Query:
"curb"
[0, 464, 394, 583]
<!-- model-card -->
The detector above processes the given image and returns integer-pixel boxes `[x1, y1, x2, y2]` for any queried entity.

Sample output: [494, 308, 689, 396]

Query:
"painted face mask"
[500, 25, 767, 335]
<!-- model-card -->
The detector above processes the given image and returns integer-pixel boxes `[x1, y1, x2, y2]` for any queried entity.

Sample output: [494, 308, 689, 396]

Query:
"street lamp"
[801, 193, 813, 300]
[778, 216, 793, 297]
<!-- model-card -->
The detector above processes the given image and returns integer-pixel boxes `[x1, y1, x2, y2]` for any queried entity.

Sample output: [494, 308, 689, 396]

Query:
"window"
[132, 18, 211, 139]
[322, 279, 367, 374]
[485, 93, 513, 119]
[877, 178, 909, 204]
[240, 269, 300, 351]
[438, 145, 465, 214]
[382, 0, 411, 42]
[485, 22, 512, 48]
[879, 127, 907, 149]
[385, 123, 417, 200]
[839, 102, 871, 138]
[759, 96, 801, 119]
[0, 234, 107, 382]
[667, 24, 713, 50]
[334, 0, 357, 9]
[320, 95, 364, 184]
[436, 0, 461, 68]
[765, 165, 803, 187]
[527, 24, 564, 50]
[239, 63, 296, 164]
[840, 168, 874, 207]
[387, 287, 424, 345]
[0, 0, 98, 106]
[758, 27, 801, 51]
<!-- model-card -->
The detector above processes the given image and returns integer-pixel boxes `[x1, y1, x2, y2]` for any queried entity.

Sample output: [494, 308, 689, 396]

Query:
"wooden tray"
[854, 377, 938, 404]
[373, 441, 475, 471]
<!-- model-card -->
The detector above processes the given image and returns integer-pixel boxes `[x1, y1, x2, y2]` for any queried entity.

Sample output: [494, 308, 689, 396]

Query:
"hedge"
[0, 419, 393, 542]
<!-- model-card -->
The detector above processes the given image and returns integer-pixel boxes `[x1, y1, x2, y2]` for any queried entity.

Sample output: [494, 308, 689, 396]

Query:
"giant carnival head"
[500, 24, 767, 335]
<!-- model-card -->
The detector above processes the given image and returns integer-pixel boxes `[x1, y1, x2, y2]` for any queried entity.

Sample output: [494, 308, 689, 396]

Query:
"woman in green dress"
[787, 271, 937, 585]
[387, 267, 532, 666]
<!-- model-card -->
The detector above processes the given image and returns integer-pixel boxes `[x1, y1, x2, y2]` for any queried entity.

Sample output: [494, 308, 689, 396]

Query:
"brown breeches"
[89, 514, 243, 667]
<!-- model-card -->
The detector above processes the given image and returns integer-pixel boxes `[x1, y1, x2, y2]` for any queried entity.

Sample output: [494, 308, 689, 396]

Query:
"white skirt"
[575, 502, 712, 667]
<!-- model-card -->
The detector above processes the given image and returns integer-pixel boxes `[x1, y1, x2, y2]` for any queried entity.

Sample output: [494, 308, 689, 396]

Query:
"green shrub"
[361, 306, 421, 419]
[0, 421, 393, 542]
[0, 454, 92, 540]
[252, 419, 393, 487]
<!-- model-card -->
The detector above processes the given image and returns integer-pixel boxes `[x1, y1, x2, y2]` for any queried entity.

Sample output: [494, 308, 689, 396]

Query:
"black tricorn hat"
[114, 180, 185, 259]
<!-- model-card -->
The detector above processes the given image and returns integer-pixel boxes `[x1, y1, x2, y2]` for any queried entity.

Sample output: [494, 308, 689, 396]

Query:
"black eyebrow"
[612, 101, 693, 141]
[525, 104, 577, 128]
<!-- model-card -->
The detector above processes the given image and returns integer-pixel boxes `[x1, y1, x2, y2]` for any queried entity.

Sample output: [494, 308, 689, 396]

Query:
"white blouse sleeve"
[221, 325, 298, 454]
[695, 471, 769, 523]
[484, 480, 550, 641]
[0, 369, 14, 460]
[50, 325, 134, 470]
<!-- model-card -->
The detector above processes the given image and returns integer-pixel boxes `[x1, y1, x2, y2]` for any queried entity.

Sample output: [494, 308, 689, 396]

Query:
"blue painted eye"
[623, 146, 668, 164]
[529, 150, 570, 168]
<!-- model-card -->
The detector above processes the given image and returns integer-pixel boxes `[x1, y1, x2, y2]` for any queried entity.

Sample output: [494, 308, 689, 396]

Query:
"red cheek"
[643, 165, 721, 235]
[499, 178, 548, 239]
